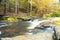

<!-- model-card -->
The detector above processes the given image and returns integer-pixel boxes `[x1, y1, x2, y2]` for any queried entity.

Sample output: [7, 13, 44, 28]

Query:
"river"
[0, 18, 59, 40]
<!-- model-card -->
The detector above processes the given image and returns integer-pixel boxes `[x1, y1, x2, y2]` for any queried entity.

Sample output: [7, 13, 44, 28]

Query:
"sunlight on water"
[27, 19, 50, 29]
[27, 19, 40, 29]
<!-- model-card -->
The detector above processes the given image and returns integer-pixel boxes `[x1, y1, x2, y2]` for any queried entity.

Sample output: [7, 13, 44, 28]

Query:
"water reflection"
[0, 19, 41, 37]
[0, 20, 31, 37]
[0, 18, 54, 37]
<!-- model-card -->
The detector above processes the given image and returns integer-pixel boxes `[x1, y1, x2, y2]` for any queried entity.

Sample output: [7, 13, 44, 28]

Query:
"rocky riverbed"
[2, 31, 53, 40]
[0, 18, 60, 40]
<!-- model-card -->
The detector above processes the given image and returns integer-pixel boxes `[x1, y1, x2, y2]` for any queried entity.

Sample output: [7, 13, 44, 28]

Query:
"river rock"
[55, 25, 60, 40]
[2, 31, 54, 40]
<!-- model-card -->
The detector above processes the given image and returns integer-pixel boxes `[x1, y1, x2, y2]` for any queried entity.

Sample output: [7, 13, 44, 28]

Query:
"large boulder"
[55, 25, 60, 40]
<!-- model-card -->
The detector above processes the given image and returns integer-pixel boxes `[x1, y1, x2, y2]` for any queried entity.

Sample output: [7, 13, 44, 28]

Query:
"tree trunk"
[4, 0, 6, 15]
[28, 0, 32, 17]
[9, 0, 11, 12]
[15, 0, 19, 14]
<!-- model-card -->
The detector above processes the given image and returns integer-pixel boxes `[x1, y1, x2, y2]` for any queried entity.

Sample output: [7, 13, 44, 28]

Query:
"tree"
[15, 0, 19, 14]
[28, 0, 60, 17]
[0, 0, 2, 2]
[4, 0, 6, 15]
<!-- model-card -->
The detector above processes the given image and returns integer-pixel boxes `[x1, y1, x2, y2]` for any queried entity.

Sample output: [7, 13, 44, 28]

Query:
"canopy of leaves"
[0, 0, 60, 18]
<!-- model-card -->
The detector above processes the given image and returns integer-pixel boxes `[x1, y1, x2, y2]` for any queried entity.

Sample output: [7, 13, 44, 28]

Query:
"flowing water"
[0, 19, 55, 37]
[0, 18, 59, 40]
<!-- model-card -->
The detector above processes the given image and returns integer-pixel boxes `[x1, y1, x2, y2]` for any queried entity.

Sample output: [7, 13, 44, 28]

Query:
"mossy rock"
[2, 16, 18, 22]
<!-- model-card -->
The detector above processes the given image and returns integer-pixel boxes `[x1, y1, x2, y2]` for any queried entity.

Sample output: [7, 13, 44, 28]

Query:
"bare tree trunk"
[0, 0, 2, 5]
[27, 0, 30, 16]
[4, 0, 6, 15]
[15, 0, 19, 15]
[9, 0, 11, 12]
[17, 0, 19, 14]
[28, 0, 32, 17]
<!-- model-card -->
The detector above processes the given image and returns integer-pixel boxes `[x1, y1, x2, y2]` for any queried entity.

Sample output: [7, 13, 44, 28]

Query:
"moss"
[2, 16, 18, 22]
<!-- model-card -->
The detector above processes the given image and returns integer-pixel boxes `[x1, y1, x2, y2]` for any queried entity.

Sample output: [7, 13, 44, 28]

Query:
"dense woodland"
[0, 0, 60, 18]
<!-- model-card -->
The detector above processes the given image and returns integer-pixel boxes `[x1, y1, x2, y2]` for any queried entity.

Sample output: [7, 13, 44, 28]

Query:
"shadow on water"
[0, 20, 31, 37]
[0, 18, 42, 37]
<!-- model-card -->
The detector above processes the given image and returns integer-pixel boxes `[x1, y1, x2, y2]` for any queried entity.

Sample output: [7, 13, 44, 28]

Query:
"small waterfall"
[27, 19, 50, 29]
[28, 19, 40, 29]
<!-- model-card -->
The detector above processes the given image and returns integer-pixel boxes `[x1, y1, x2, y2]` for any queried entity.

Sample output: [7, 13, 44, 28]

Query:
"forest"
[0, 0, 60, 18]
